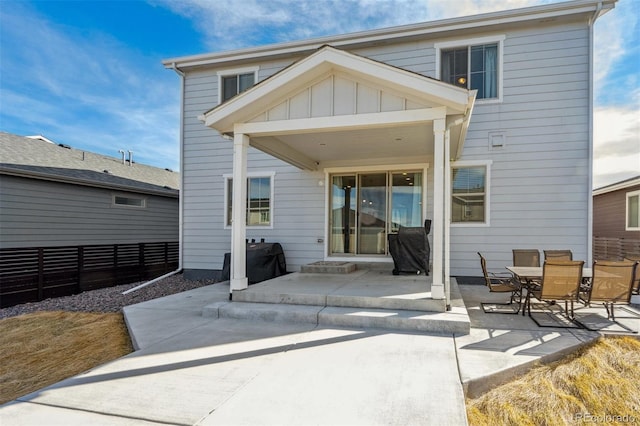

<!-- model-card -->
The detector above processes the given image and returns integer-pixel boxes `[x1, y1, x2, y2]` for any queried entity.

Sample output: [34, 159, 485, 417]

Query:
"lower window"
[451, 165, 487, 223]
[627, 191, 640, 230]
[226, 175, 273, 227]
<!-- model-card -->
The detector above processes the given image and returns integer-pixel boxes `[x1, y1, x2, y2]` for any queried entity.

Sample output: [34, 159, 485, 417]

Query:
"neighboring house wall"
[180, 16, 592, 277]
[593, 183, 640, 240]
[0, 175, 179, 248]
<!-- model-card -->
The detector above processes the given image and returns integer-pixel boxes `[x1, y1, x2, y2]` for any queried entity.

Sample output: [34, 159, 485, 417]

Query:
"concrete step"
[232, 287, 446, 312]
[202, 301, 470, 335]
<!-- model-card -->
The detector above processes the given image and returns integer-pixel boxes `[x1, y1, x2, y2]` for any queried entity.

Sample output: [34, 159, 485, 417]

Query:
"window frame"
[223, 171, 275, 229]
[112, 193, 146, 209]
[450, 160, 492, 227]
[626, 190, 640, 231]
[434, 35, 505, 104]
[217, 66, 259, 104]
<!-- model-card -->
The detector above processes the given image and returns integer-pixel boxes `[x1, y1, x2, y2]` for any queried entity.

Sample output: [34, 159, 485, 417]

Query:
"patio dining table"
[506, 266, 593, 281]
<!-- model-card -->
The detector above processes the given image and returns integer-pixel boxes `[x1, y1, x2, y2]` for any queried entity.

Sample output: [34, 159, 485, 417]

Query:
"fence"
[0, 242, 178, 308]
[593, 237, 640, 261]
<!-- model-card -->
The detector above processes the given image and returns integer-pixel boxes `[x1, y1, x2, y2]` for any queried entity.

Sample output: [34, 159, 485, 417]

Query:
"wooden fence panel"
[593, 237, 640, 261]
[0, 242, 179, 308]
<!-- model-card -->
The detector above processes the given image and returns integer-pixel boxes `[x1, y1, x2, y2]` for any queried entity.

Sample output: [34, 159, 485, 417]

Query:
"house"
[163, 0, 615, 305]
[0, 132, 180, 248]
[593, 175, 640, 260]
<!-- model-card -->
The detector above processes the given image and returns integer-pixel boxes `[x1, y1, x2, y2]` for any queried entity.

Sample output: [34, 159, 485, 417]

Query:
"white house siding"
[0, 176, 179, 248]
[180, 19, 591, 278]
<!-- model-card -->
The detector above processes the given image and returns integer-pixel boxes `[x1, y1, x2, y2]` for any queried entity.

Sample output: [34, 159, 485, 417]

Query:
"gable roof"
[201, 45, 473, 133]
[0, 132, 179, 197]
[593, 175, 640, 196]
[163, 0, 615, 70]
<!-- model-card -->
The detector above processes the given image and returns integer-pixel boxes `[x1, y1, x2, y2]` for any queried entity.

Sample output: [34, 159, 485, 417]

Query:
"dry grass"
[466, 336, 640, 426]
[0, 311, 133, 404]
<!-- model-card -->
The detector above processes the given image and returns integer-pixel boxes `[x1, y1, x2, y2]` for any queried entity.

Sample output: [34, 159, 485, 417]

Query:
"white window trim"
[223, 171, 275, 230]
[450, 160, 492, 227]
[626, 189, 640, 231]
[434, 35, 505, 104]
[112, 193, 146, 209]
[217, 66, 259, 104]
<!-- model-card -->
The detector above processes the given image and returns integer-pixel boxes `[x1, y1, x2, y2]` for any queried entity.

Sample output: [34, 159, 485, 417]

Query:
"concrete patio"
[1, 268, 638, 425]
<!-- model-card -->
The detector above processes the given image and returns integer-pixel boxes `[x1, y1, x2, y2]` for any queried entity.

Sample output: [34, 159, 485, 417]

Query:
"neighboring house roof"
[0, 132, 179, 197]
[163, 0, 615, 70]
[593, 175, 640, 196]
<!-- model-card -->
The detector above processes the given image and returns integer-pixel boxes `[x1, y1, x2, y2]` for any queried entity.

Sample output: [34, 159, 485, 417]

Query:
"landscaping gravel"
[0, 273, 218, 320]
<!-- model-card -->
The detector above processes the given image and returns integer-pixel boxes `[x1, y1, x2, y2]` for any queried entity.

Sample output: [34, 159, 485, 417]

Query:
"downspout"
[586, 2, 603, 266]
[122, 63, 186, 295]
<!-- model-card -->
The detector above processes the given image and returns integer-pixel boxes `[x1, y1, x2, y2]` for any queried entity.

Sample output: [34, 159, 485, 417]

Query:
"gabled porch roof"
[200, 45, 475, 171]
[200, 45, 476, 305]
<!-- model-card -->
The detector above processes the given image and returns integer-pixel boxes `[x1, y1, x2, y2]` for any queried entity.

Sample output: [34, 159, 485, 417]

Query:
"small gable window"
[113, 195, 146, 208]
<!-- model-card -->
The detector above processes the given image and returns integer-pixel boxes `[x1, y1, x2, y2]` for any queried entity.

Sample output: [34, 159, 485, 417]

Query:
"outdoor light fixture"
[457, 77, 467, 85]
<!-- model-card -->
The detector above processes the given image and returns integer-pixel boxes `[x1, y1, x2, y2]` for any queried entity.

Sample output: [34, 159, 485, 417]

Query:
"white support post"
[444, 128, 451, 309]
[432, 119, 445, 300]
[231, 132, 249, 294]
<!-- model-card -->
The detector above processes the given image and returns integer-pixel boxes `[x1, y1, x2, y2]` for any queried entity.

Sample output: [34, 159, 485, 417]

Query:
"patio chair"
[544, 250, 573, 261]
[575, 260, 639, 332]
[512, 249, 542, 291]
[525, 260, 584, 327]
[478, 252, 522, 314]
[513, 249, 541, 267]
[624, 256, 640, 295]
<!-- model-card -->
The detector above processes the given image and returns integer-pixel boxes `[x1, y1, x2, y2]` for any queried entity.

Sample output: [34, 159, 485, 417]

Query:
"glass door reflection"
[330, 175, 356, 254]
[358, 173, 387, 254]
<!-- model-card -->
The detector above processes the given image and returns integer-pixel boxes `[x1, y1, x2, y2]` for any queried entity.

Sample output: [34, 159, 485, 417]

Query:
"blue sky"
[1, 0, 638, 187]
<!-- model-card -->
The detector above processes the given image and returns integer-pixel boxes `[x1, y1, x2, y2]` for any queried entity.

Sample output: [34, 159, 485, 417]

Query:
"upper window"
[627, 190, 640, 231]
[218, 67, 258, 103]
[451, 162, 490, 225]
[441, 44, 498, 99]
[435, 35, 504, 102]
[225, 174, 274, 228]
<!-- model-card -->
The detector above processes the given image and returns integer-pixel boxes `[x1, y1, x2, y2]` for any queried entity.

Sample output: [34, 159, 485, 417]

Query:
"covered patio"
[200, 45, 476, 307]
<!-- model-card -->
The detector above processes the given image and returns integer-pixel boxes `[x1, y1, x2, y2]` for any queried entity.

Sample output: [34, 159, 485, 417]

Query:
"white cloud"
[157, 0, 555, 51]
[593, 107, 640, 188]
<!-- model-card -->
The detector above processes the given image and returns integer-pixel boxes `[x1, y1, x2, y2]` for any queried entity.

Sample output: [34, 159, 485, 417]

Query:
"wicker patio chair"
[478, 252, 522, 314]
[525, 260, 584, 327]
[575, 260, 639, 332]
[624, 256, 640, 295]
[544, 250, 573, 261]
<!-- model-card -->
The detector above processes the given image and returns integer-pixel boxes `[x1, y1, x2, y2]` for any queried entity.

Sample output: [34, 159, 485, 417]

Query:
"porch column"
[431, 119, 445, 300]
[444, 128, 451, 309]
[231, 132, 249, 294]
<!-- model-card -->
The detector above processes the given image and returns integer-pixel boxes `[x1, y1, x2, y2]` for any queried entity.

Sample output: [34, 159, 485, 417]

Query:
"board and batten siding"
[181, 19, 592, 277]
[0, 175, 179, 248]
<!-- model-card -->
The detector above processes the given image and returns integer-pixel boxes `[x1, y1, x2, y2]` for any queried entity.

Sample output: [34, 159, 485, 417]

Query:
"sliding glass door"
[330, 170, 423, 256]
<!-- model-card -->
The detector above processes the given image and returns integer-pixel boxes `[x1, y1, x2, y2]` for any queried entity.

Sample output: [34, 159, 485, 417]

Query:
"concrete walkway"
[2, 278, 638, 425]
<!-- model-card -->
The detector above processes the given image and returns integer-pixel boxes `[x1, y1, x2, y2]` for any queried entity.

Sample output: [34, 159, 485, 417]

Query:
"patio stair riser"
[203, 302, 470, 335]
[232, 291, 446, 313]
